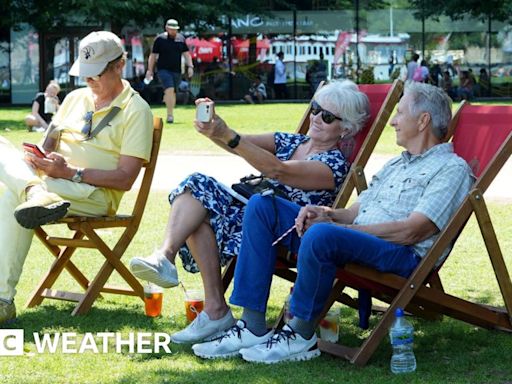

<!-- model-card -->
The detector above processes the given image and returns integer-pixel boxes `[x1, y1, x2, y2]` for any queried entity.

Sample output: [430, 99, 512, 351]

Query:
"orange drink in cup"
[184, 289, 204, 323]
[319, 307, 340, 342]
[144, 283, 163, 317]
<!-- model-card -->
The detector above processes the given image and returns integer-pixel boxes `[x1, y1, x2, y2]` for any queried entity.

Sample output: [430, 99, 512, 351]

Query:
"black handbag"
[231, 174, 288, 200]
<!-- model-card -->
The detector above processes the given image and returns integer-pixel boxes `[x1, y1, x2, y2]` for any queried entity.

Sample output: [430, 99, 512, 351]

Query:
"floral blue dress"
[168, 132, 350, 273]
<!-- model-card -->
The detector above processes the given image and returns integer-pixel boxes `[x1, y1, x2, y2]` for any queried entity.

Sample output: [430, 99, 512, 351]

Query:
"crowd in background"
[128, 48, 494, 107]
[406, 53, 491, 101]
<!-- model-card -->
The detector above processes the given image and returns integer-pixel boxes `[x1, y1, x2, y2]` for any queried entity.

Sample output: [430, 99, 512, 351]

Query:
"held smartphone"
[196, 101, 214, 123]
[22, 142, 47, 158]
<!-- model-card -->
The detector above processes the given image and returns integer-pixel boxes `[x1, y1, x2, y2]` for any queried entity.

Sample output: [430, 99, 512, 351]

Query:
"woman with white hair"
[130, 80, 370, 344]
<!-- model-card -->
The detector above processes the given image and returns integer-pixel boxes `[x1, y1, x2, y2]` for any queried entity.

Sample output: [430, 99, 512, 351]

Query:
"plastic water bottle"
[283, 286, 294, 323]
[389, 307, 416, 374]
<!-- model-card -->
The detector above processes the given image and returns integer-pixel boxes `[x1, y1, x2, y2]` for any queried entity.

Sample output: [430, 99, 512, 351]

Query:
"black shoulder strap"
[86, 106, 121, 141]
[85, 92, 136, 141]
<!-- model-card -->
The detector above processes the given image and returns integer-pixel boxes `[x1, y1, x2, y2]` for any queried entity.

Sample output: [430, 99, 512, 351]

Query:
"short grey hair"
[314, 80, 370, 138]
[404, 81, 452, 139]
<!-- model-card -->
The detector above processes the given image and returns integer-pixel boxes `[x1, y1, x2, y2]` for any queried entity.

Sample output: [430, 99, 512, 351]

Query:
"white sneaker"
[171, 309, 236, 344]
[192, 320, 273, 359]
[240, 324, 320, 364]
[129, 250, 179, 288]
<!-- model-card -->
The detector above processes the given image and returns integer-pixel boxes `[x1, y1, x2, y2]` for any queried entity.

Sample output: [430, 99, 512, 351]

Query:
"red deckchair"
[316, 103, 512, 366]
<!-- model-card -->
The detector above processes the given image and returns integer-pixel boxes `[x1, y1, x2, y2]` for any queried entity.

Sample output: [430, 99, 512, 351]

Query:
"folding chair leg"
[26, 243, 80, 308]
[71, 225, 143, 315]
[84, 225, 143, 295]
[221, 258, 236, 292]
[470, 191, 512, 322]
[350, 299, 400, 366]
[73, 261, 115, 315]
[34, 228, 92, 292]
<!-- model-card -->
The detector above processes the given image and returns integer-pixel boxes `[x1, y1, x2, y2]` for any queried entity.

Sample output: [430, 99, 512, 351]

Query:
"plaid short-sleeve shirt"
[355, 143, 474, 258]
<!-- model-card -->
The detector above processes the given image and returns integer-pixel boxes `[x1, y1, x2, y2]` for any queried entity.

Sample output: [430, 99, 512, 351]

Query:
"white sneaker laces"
[213, 322, 245, 342]
[266, 327, 297, 348]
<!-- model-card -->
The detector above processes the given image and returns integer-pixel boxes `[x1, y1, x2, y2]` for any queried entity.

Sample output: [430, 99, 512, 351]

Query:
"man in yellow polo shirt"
[0, 31, 153, 324]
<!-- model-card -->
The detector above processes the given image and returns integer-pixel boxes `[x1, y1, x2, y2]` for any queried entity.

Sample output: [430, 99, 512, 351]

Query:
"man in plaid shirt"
[192, 82, 474, 364]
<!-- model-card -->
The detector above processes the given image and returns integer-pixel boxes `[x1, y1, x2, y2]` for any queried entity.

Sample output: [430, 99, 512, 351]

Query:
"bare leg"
[25, 115, 38, 127]
[159, 191, 208, 263]
[163, 87, 176, 117]
[186, 221, 229, 320]
[159, 191, 228, 320]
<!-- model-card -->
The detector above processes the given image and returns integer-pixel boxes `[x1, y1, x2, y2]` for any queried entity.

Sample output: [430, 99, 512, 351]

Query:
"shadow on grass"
[0, 118, 26, 131]
[115, 352, 348, 384]
[6, 302, 175, 337]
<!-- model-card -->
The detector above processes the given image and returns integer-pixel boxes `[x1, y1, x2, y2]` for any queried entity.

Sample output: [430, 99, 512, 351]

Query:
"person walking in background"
[430, 61, 442, 86]
[419, 60, 432, 83]
[388, 51, 396, 77]
[25, 80, 61, 132]
[478, 68, 490, 97]
[406, 53, 419, 81]
[440, 70, 456, 100]
[273, 52, 288, 99]
[145, 19, 194, 124]
[457, 70, 474, 101]
[306, 52, 328, 97]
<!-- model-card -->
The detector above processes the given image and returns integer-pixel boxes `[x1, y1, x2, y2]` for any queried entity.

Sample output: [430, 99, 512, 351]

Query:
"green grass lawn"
[0, 102, 511, 383]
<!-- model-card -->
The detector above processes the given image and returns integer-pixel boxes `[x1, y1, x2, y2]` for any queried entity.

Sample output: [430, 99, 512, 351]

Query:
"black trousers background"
[274, 83, 288, 99]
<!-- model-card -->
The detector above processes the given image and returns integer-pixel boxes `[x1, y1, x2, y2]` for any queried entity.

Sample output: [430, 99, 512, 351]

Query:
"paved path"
[137, 153, 511, 203]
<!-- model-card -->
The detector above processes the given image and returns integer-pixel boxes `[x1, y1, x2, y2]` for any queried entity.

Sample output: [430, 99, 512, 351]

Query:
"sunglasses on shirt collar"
[81, 111, 93, 138]
[310, 100, 342, 124]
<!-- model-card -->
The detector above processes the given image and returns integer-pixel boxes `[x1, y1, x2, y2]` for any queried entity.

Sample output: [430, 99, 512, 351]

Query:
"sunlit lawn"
[0, 102, 511, 383]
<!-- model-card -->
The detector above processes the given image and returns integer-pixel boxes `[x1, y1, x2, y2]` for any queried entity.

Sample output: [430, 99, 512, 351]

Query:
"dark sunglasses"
[81, 111, 93, 138]
[311, 100, 342, 124]
[86, 53, 124, 81]
[87, 66, 109, 82]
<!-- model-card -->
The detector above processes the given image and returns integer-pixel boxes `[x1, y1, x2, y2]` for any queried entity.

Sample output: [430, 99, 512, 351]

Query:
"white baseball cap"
[166, 19, 180, 29]
[69, 31, 124, 78]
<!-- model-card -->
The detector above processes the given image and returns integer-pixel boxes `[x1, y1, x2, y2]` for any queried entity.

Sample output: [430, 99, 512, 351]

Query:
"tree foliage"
[3, 0, 283, 33]
[408, 0, 512, 22]
[279, 0, 388, 10]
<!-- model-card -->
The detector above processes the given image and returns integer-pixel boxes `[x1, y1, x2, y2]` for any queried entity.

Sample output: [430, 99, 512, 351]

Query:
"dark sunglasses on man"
[310, 100, 343, 124]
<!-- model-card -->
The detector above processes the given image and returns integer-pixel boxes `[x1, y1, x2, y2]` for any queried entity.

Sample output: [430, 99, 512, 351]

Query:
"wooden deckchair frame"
[272, 99, 468, 327]
[315, 103, 512, 366]
[26, 117, 163, 316]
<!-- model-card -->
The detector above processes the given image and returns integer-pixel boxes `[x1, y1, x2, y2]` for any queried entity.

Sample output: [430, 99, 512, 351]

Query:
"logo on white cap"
[83, 47, 95, 60]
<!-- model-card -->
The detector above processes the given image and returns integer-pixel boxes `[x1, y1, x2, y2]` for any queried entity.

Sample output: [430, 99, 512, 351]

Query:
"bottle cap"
[395, 308, 404, 317]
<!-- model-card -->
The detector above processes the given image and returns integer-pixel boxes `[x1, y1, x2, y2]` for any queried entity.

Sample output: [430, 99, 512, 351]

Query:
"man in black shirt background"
[145, 19, 194, 123]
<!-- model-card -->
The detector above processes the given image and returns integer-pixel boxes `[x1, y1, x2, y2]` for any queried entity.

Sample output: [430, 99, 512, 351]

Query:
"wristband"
[227, 133, 241, 149]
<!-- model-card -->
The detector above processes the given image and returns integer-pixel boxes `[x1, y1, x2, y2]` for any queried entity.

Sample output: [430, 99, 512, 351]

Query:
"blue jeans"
[229, 194, 420, 321]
